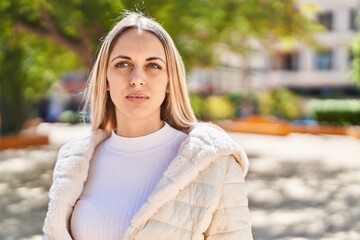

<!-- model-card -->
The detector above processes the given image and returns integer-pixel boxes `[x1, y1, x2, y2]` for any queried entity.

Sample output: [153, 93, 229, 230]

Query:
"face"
[106, 28, 168, 126]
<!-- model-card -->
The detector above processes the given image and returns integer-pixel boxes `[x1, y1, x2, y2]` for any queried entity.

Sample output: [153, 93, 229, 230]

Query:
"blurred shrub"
[227, 92, 243, 106]
[227, 91, 258, 117]
[307, 99, 360, 126]
[257, 88, 303, 120]
[189, 93, 206, 119]
[204, 96, 236, 120]
[59, 111, 82, 124]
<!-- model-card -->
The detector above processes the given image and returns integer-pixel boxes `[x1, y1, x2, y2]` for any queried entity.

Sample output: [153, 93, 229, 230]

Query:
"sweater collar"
[106, 123, 181, 152]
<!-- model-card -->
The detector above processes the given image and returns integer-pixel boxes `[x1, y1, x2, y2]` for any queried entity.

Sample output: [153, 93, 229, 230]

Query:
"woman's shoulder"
[52, 129, 110, 176]
[58, 129, 110, 157]
[181, 122, 249, 174]
[187, 122, 241, 151]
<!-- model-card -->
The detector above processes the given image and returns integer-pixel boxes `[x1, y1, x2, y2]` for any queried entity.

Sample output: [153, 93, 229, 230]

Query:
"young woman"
[42, 12, 253, 240]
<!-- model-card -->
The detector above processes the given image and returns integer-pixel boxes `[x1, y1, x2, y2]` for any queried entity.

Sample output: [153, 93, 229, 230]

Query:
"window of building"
[315, 50, 333, 70]
[350, 9, 359, 31]
[270, 52, 299, 71]
[317, 12, 333, 31]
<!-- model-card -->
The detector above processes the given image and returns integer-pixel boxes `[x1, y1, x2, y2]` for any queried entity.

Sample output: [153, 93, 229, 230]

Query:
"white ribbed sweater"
[70, 123, 187, 240]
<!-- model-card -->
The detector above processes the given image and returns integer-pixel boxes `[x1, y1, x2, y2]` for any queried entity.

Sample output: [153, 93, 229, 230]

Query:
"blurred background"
[0, 0, 360, 239]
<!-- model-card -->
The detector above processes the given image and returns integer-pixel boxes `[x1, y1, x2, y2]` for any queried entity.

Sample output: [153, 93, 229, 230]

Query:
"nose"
[129, 67, 145, 87]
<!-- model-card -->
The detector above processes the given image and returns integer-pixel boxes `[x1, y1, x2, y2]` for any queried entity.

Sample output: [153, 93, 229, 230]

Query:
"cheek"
[107, 81, 125, 104]
[107, 70, 128, 90]
[155, 78, 169, 95]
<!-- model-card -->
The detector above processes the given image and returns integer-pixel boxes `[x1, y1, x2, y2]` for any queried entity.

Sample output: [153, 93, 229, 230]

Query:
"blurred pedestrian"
[42, 11, 252, 240]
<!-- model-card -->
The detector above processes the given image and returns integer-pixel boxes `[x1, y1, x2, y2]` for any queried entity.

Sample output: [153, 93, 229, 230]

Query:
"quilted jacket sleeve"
[205, 156, 253, 240]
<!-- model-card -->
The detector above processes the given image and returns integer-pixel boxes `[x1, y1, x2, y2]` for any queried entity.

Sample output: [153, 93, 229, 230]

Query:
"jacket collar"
[122, 123, 248, 239]
[64, 123, 248, 239]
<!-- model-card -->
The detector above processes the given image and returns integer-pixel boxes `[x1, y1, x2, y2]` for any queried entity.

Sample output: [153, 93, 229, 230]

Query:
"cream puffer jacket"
[42, 123, 253, 240]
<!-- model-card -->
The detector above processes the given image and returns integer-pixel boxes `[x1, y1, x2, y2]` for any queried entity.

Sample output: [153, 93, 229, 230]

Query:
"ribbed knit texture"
[70, 123, 187, 240]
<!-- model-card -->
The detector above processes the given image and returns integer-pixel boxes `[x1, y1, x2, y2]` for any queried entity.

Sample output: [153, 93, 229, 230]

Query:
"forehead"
[110, 28, 166, 58]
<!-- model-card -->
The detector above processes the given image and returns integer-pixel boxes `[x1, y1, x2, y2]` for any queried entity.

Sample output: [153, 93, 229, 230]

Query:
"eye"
[146, 62, 162, 70]
[115, 61, 132, 68]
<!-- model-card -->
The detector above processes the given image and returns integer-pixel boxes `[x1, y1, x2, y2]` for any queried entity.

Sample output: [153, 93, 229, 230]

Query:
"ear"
[166, 83, 169, 93]
[106, 81, 110, 91]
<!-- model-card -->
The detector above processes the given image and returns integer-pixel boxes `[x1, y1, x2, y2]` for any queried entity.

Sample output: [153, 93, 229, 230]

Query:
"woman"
[42, 12, 253, 240]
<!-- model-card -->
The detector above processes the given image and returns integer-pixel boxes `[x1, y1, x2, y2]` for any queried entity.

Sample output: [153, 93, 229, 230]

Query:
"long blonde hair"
[84, 12, 197, 133]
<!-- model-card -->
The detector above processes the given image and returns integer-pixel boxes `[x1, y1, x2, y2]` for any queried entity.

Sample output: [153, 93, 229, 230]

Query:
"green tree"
[0, 0, 319, 134]
[0, 1, 81, 135]
[3, 0, 318, 67]
[0, 32, 81, 135]
[0, 41, 27, 135]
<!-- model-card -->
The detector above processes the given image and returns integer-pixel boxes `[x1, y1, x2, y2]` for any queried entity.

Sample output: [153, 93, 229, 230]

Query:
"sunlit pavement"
[1, 124, 360, 240]
[230, 133, 360, 240]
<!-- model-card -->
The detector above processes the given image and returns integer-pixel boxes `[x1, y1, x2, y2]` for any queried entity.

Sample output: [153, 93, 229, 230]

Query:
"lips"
[126, 93, 149, 103]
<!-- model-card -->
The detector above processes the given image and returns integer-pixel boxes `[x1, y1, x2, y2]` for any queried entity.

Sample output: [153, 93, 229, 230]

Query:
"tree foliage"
[2, 0, 318, 67]
[0, 0, 81, 134]
[0, 0, 319, 134]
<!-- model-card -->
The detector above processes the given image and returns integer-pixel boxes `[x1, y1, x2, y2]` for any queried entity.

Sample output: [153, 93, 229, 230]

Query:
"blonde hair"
[84, 12, 197, 133]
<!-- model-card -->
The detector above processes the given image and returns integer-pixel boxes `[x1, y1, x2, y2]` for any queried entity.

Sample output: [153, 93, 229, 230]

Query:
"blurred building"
[38, 72, 87, 122]
[188, 0, 360, 97]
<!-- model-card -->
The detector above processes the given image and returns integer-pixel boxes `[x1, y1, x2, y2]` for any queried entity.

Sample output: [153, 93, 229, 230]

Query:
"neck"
[115, 120, 164, 138]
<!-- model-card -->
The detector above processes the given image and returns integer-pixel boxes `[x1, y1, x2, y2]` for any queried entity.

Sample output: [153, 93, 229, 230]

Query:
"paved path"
[0, 124, 359, 240]
[230, 133, 360, 240]
[0, 145, 57, 240]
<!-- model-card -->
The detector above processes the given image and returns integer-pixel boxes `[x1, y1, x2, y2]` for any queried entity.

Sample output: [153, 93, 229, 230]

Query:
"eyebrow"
[111, 55, 166, 64]
[146, 57, 166, 64]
